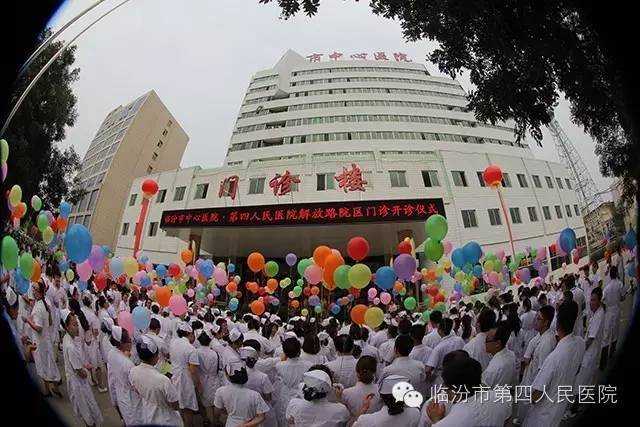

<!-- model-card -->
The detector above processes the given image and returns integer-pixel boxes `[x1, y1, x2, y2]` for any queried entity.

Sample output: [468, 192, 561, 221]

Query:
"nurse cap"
[228, 328, 243, 343]
[303, 370, 332, 393]
[321, 318, 330, 327]
[204, 322, 220, 335]
[69, 284, 79, 296]
[379, 374, 410, 395]
[177, 321, 193, 334]
[60, 308, 72, 324]
[283, 331, 297, 340]
[225, 360, 246, 376]
[212, 308, 221, 316]
[101, 315, 114, 331]
[317, 331, 329, 341]
[107, 306, 117, 319]
[111, 325, 124, 343]
[5, 286, 17, 306]
[197, 329, 211, 341]
[239, 346, 258, 360]
[137, 334, 158, 354]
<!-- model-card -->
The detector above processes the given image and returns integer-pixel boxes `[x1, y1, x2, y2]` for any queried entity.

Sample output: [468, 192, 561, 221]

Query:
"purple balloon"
[285, 253, 297, 267]
[88, 244, 105, 272]
[393, 254, 417, 281]
[519, 268, 531, 282]
[538, 265, 549, 278]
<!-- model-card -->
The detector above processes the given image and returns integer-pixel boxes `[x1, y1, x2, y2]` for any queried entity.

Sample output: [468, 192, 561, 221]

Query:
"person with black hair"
[240, 343, 274, 401]
[273, 337, 313, 425]
[383, 334, 427, 397]
[504, 303, 525, 372]
[107, 325, 143, 425]
[523, 301, 585, 427]
[146, 317, 168, 371]
[408, 323, 431, 367]
[425, 318, 465, 381]
[482, 320, 517, 389]
[60, 310, 103, 426]
[325, 334, 358, 388]
[45, 268, 65, 349]
[214, 361, 269, 427]
[245, 316, 274, 356]
[378, 324, 399, 365]
[352, 374, 420, 426]
[341, 355, 383, 416]
[369, 320, 388, 348]
[169, 321, 200, 426]
[463, 308, 496, 371]
[602, 264, 624, 364]
[564, 274, 586, 337]
[285, 368, 351, 426]
[301, 333, 328, 364]
[519, 298, 537, 350]
[195, 328, 222, 426]
[422, 310, 443, 348]
[80, 294, 107, 392]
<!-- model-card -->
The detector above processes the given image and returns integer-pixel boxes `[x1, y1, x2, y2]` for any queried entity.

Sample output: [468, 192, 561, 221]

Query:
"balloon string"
[497, 186, 516, 257]
[133, 198, 150, 258]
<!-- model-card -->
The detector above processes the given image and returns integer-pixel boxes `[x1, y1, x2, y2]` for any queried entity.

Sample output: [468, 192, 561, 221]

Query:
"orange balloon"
[393, 281, 404, 292]
[350, 304, 368, 325]
[323, 281, 337, 291]
[31, 261, 42, 282]
[180, 249, 193, 264]
[247, 252, 265, 273]
[250, 300, 265, 315]
[56, 217, 68, 231]
[310, 286, 320, 296]
[341, 297, 350, 306]
[290, 300, 300, 309]
[427, 270, 437, 281]
[312, 245, 332, 268]
[226, 282, 238, 293]
[322, 253, 344, 289]
[14, 202, 26, 218]
[267, 278, 278, 292]
[156, 287, 171, 307]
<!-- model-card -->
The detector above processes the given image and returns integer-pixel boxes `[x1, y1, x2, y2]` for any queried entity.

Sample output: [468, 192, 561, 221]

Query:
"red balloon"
[141, 179, 159, 197]
[398, 241, 412, 254]
[303, 287, 311, 297]
[549, 243, 556, 254]
[428, 285, 439, 297]
[117, 274, 127, 285]
[350, 287, 361, 297]
[483, 165, 503, 187]
[347, 237, 370, 261]
[95, 272, 108, 291]
[168, 263, 181, 278]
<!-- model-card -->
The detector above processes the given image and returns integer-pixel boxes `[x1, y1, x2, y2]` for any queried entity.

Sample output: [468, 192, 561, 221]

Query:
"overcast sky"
[50, 0, 613, 193]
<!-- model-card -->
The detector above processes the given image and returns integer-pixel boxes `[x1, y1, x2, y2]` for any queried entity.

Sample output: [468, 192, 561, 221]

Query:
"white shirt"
[301, 351, 328, 365]
[462, 332, 492, 371]
[431, 391, 511, 427]
[369, 330, 388, 348]
[422, 329, 442, 349]
[169, 337, 200, 411]
[521, 328, 556, 386]
[245, 366, 274, 399]
[409, 343, 433, 366]
[379, 339, 396, 364]
[107, 348, 143, 425]
[129, 363, 183, 427]
[325, 355, 358, 388]
[244, 329, 274, 356]
[382, 356, 428, 396]
[426, 334, 466, 370]
[603, 279, 623, 310]
[274, 358, 314, 423]
[342, 382, 382, 416]
[286, 397, 351, 427]
[481, 347, 517, 388]
[196, 346, 222, 407]
[353, 406, 421, 427]
[214, 383, 270, 427]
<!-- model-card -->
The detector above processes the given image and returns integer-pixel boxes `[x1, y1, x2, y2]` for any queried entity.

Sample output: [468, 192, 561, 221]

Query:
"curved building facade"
[115, 51, 585, 271]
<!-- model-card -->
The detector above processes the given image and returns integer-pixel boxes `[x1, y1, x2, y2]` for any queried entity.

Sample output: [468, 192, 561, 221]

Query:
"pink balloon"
[76, 260, 93, 281]
[214, 268, 228, 286]
[488, 271, 499, 286]
[88, 245, 105, 272]
[304, 264, 323, 285]
[207, 293, 214, 301]
[190, 268, 200, 279]
[168, 295, 187, 316]
[185, 265, 193, 276]
[117, 311, 134, 336]
[443, 241, 453, 255]
[380, 292, 392, 305]
[145, 261, 154, 273]
[367, 288, 378, 299]
[133, 271, 145, 285]
[373, 297, 380, 305]
[496, 250, 505, 261]
[186, 288, 195, 298]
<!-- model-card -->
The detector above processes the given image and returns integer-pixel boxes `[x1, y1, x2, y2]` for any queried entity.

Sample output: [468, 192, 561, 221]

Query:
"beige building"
[68, 90, 189, 249]
[584, 201, 625, 249]
[609, 178, 637, 231]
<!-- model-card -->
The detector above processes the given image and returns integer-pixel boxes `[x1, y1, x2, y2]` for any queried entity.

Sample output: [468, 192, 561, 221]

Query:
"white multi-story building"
[115, 51, 586, 271]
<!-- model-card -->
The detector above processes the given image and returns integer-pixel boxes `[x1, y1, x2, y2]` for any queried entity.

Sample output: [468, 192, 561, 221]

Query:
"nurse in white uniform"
[463, 309, 496, 371]
[214, 361, 270, 427]
[602, 266, 624, 360]
[426, 319, 465, 384]
[274, 336, 313, 425]
[352, 374, 421, 427]
[169, 321, 200, 427]
[286, 369, 351, 427]
[195, 329, 222, 426]
[324, 335, 358, 388]
[107, 325, 143, 425]
[81, 295, 107, 392]
[382, 335, 427, 397]
[340, 355, 382, 416]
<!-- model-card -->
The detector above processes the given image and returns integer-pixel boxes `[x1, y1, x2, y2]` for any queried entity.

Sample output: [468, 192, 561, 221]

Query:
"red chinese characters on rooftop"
[335, 163, 368, 193]
[307, 51, 412, 62]
[306, 53, 323, 62]
[218, 175, 239, 200]
[393, 52, 412, 62]
[328, 51, 343, 61]
[269, 170, 301, 196]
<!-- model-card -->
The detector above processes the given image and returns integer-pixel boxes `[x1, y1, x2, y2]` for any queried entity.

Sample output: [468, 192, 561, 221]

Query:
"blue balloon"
[624, 229, 637, 249]
[102, 245, 111, 257]
[375, 266, 396, 291]
[14, 269, 30, 294]
[462, 263, 473, 274]
[347, 294, 355, 301]
[463, 242, 482, 265]
[228, 263, 235, 273]
[472, 265, 483, 278]
[78, 281, 88, 292]
[140, 275, 151, 288]
[229, 301, 238, 311]
[64, 224, 92, 263]
[200, 260, 215, 278]
[132, 306, 151, 330]
[451, 248, 466, 269]
[59, 260, 69, 273]
[558, 228, 577, 254]
[212, 287, 221, 297]
[155, 264, 167, 278]
[111, 257, 125, 277]
[331, 304, 341, 315]
[59, 201, 72, 219]
[139, 255, 149, 264]
[454, 283, 462, 292]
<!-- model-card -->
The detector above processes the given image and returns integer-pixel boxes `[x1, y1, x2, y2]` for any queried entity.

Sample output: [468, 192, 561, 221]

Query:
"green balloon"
[296, 278, 304, 287]
[19, 252, 34, 280]
[425, 238, 444, 261]
[293, 285, 302, 297]
[434, 302, 447, 313]
[264, 261, 279, 277]
[31, 196, 42, 211]
[54, 250, 64, 262]
[422, 310, 431, 322]
[509, 261, 517, 272]
[177, 283, 187, 295]
[348, 263, 371, 289]
[425, 214, 448, 241]
[284, 278, 291, 286]
[0, 139, 8, 163]
[297, 258, 313, 277]
[314, 305, 322, 314]
[37, 214, 49, 232]
[1, 236, 19, 270]
[42, 227, 54, 244]
[333, 265, 351, 289]
[404, 297, 417, 310]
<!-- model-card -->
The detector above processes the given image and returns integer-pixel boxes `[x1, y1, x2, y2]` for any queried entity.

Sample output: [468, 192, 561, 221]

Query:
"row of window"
[291, 76, 462, 91]
[460, 203, 581, 229]
[246, 84, 277, 94]
[229, 131, 518, 152]
[292, 66, 431, 77]
[233, 114, 513, 134]
[72, 188, 100, 214]
[68, 214, 92, 229]
[251, 74, 278, 84]
[445, 169, 573, 191]
[79, 155, 114, 182]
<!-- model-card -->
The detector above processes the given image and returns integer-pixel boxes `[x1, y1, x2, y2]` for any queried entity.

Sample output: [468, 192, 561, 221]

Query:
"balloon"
[304, 264, 323, 285]
[155, 264, 167, 278]
[58, 201, 72, 219]
[393, 254, 416, 281]
[264, 261, 279, 277]
[0, 162, 6, 183]
[9, 185, 22, 207]
[624, 229, 637, 249]
[169, 295, 187, 316]
[227, 263, 235, 273]
[333, 265, 351, 289]
[39, 226, 54, 244]
[156, 287, 171, 307]
[309, 295, 320, 306]
[247, 252, 265, 273]
[314, 305, 322, 314]
[36, 214, 49, 232]
[463, 242, 482, 265]
[350, 304, 368, 325]
[375, 266, 396, 290]
[87, 245, 105, 272]
[310, 246, 332, 270]
[348, 263, 371, 289]
[425, 214, 448, 241]
[364, 307, 384, 328]
[290, 300, 300, 309]
[214, 268, 228, 286]
[519, 268, 531, 282]
[367, 288, 378, 300]
[180, 249, 193, 264]
[76, 260, 92, 281]
[95, 273, 108, 291]
[483, 165, 503, 187]
[56, 217, 68, 232]
[31, 261, 42, 282]
[451, 248, 466, 269]
[285, 253, 297, 267]
[404, 297, 417, 311]
[140, 274, 151, 288]
[297, 258, 313, 277]
[123, 257, 138, 278]
[117, 311, 134, 336]
[0, 139, 8, 163]
[64, 224, 92, 264]
[250, 300, 265, 315]
[141, 179, 159, 198]
[443, 240, 453, 256]
[398, 240, 412, 254]
[1, 236, 19, 269]
[168, 263, 182, 278]
[558, 228, 577, 254]
[347, 237, 369, 261]
[425, 238, 444, 261]
[267, 278, 278, 292]
[330, 304, 341, 315]
[199, 259, 214, 278]
[28, 195, 41, 212]
[19, 253, 34, 280]
[132, 306, 151, 330]
[484, 260, 494, 272]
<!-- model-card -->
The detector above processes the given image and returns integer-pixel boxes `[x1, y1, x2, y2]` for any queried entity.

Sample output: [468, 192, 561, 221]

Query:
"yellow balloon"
[455, 271, 465, 282]
[364, 307, 384, 328]
[301, 308, 309, 316]
[348, 263, 372, 289]
[124, 256, 138, 278]
[436, 266, 445, 275]
[65, 269, 74, 282]
[443, 259, 452, 269]
[484, 260, 494, 272]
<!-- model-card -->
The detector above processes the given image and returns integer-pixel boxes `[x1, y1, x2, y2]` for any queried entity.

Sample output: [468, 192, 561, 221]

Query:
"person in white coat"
[523, 301, 585, 427]
[60, 309, 103, 427]
[81, 295, 107, 392]
[169, 321, 200, 427]
[286, 369, 351, 427]
[195, 329, 222, 426]
[565, 275, 586, 337]
[382, 335, 428, 398]
[340, 355, 382, 417]
[147, 317, 169, 372]
[240, 344, 276, 427]
[519, 299, 538, 351]
[352, 374, 421, 427]
[214, 361, 269, 427]
[244, 317, 274, 356]
[107, 325, 143, 426]
[301, 333, 328, 365]
[482, 321, 517, 389]
[601, 265, 624, 368]
[426, 318, 465, 384]
[408, 323, 432, 367]
[129, 334, 183, 426]
[273, 337, 313, 425]
[463, 309, 496, 371]
[325, 335, 358, 388]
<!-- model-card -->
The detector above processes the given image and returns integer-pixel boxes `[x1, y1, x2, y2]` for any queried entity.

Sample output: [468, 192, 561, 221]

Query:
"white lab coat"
[519, 311, 537, 349]
[246, 366, 276, 427]
[369, 330, 388, 348]
[31, 300, 61, 382]
[430, 390, 511, 427]
[409, 343, 432, 366]
[274, 358, 313, 425]
[325, 355, 358, 388]
[426, 334, 466, 376]
[147, 331, 168, 372]
[301, 351, 328, 365]
[518, 328, 557, 420]
[62, 334, 103, 426]
[342, 381, 382, 416]
[81, 306, 102, 367]
[523, 334, 585, 427]
[382, 356, 428, 397]
[422, 329, 442, 349]
[245, 329, 275, 356]
[602, 278, 623, 346]
[129, 363, 183, 427]
[571, 287, 586, 336]
[463, 332, 492, 371]
[107, 348, 143, 425]
[196, 345, 222, 407]
[482, 347, 517, 389]
[353, 406, 421, 427]
[574, 306, 605, 388]
[214, 383, 270, 427]
[379, 339, 396, 365]
[45, 285, 65, 345]
[286, 397, 351, 427]
[169, 336, 200, 411]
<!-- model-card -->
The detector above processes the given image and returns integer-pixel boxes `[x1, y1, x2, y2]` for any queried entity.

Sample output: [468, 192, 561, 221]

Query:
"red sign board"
[160, 198, 444, 228]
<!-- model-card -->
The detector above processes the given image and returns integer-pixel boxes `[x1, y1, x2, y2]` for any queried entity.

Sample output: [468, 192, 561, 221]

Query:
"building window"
[476, 171, 486, 187]
[565, 178, 572, 189]
[528, 206, 539, 222]
[389, 171, 408, 188]
[157, 140, 164, 148]
[574, 204, 580, 216]
[517, 173, 528, 188]
[248, 178, 266, 194]
[129, 193, 137, 206]
[148, 222, 159, 237]
[167, 120, 173, 127]
[556, 177, 564, 189]
[451, 170, 468, 187]
[156, 189, 167, 203]
[565, 205, 572, 217]
[121, 223, 129, 235]
[162, 129, 168, 136]
[532, 175, 542, 188]
[461, 210, 478, 228]
[422, 170, 440, 187]
[194, 183, 209, 199]
[543, 206, 552, 220]
[488, 208, 502, 226]
[146, 166, 153, 174]
[173, 186, 186, 201]
[152, 152, 158, 161]
[317, 173, 336, 191]
[87, 189, 99, 211]
[363, 172, 373, 189]
[510, 207, 522, 224]
[555, 205, 563, 218]
[501, 173, 512, 188]
[545, 176, 553, 188]
[82, 215, 91, 228]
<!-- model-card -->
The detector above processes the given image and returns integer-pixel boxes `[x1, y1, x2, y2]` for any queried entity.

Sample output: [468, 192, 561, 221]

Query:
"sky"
[49, 0, 613, 194]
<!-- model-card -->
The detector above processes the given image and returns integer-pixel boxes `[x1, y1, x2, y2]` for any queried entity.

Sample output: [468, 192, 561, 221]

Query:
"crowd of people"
[0, 245, 636, 427]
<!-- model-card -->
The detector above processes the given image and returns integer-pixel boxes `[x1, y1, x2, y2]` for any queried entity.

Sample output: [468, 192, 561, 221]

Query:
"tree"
[3, 28, 81, 212]
[259, 0, 638, 201]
